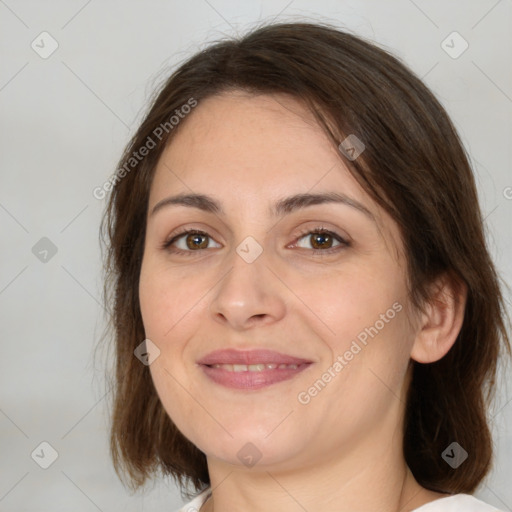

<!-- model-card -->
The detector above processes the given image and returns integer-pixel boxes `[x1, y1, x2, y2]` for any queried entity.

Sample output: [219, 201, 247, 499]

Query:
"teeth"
[210, 363, 302, 371]
[248, 364, 266, 371]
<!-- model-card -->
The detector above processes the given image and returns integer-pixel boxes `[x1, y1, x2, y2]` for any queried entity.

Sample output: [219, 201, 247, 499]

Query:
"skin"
[139, 91, 466, 512]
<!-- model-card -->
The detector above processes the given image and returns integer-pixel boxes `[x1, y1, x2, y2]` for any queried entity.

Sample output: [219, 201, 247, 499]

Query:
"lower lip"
[200, 363, 311, 390]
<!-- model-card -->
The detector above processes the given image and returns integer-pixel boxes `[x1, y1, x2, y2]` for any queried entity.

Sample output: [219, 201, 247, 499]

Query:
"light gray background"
[1, 1, 511, 511]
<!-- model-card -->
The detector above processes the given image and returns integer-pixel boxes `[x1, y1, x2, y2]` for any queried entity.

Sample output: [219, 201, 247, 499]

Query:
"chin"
[193, 425, 305, 470]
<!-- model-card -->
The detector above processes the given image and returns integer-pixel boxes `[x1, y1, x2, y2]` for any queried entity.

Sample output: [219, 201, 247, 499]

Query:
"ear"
[410, 273, 467, 364]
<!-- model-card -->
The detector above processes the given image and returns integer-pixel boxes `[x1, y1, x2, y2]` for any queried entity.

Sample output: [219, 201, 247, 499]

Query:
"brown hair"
[99, 21, 511, 497]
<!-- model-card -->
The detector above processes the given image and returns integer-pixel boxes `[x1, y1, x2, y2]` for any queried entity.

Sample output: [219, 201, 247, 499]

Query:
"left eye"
[294, 230, 345, 251]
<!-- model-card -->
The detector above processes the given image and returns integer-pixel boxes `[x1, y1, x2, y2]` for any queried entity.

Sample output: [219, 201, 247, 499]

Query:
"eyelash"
[161, 226, 350, 257]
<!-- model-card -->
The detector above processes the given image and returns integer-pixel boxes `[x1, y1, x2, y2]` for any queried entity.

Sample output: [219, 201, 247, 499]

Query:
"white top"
[176, 487, 504, 511]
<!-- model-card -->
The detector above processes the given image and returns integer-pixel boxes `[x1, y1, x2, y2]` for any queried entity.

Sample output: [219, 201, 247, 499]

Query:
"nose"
[208, 247, 287, 330]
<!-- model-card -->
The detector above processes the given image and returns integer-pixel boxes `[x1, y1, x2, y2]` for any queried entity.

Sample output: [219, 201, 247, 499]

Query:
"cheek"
[139, 264, 207, 440]
[139, 260, 206, 341]
[304, 263, 412, 389]
[298, 263, 406, 342]
[139, 261, 208, 400]
[299, 298, 412, 432]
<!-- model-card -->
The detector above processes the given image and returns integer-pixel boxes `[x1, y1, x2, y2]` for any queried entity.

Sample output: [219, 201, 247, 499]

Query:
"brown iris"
[186, 233, 209, 250]
[310, 232, 334, 250]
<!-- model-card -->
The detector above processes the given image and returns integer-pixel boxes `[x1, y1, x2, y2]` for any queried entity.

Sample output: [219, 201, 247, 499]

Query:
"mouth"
[207, 362, 307, 371]
[197, 349, 313, 390]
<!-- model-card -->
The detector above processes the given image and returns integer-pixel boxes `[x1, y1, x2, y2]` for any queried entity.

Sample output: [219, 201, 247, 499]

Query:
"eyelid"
[161, 223, 222, 248]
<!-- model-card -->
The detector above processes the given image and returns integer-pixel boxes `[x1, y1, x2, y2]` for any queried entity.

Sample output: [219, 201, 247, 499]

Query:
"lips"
[197, 349, 313, 390]
[197, 348, 312, 366]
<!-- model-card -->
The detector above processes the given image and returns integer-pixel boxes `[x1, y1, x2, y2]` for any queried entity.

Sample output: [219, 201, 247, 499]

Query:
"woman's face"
[139, 91, 418, 471]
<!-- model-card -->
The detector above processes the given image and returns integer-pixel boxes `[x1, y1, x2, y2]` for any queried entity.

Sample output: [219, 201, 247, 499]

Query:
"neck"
[202, 432, 432, 512]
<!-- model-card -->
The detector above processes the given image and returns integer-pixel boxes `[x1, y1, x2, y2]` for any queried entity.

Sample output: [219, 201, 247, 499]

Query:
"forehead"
[151, 91, 368, 208]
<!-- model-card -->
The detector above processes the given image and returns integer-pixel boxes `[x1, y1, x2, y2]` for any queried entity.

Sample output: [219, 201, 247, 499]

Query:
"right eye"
[162, 229, 222, 254]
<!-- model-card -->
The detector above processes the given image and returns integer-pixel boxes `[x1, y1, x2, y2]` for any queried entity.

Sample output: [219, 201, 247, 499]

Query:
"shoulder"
[412, 493, 505, 512]
[175, 487, 212, 512]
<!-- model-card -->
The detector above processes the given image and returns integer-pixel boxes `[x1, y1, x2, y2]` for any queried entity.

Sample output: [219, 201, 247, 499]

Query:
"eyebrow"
[150, 191, 375, 221]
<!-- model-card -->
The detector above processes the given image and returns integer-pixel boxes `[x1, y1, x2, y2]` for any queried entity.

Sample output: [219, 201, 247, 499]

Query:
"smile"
[208, 363, 304, 371]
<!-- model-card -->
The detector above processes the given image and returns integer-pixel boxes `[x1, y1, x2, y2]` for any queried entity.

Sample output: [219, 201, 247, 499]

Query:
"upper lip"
[197, 349, 312, 366]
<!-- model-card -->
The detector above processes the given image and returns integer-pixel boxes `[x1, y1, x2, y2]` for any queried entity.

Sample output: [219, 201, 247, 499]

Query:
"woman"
[101, 22, 511, 512]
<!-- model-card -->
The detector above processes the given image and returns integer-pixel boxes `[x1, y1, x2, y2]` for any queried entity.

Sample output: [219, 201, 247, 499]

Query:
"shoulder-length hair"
[100, 21, 511, 498]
